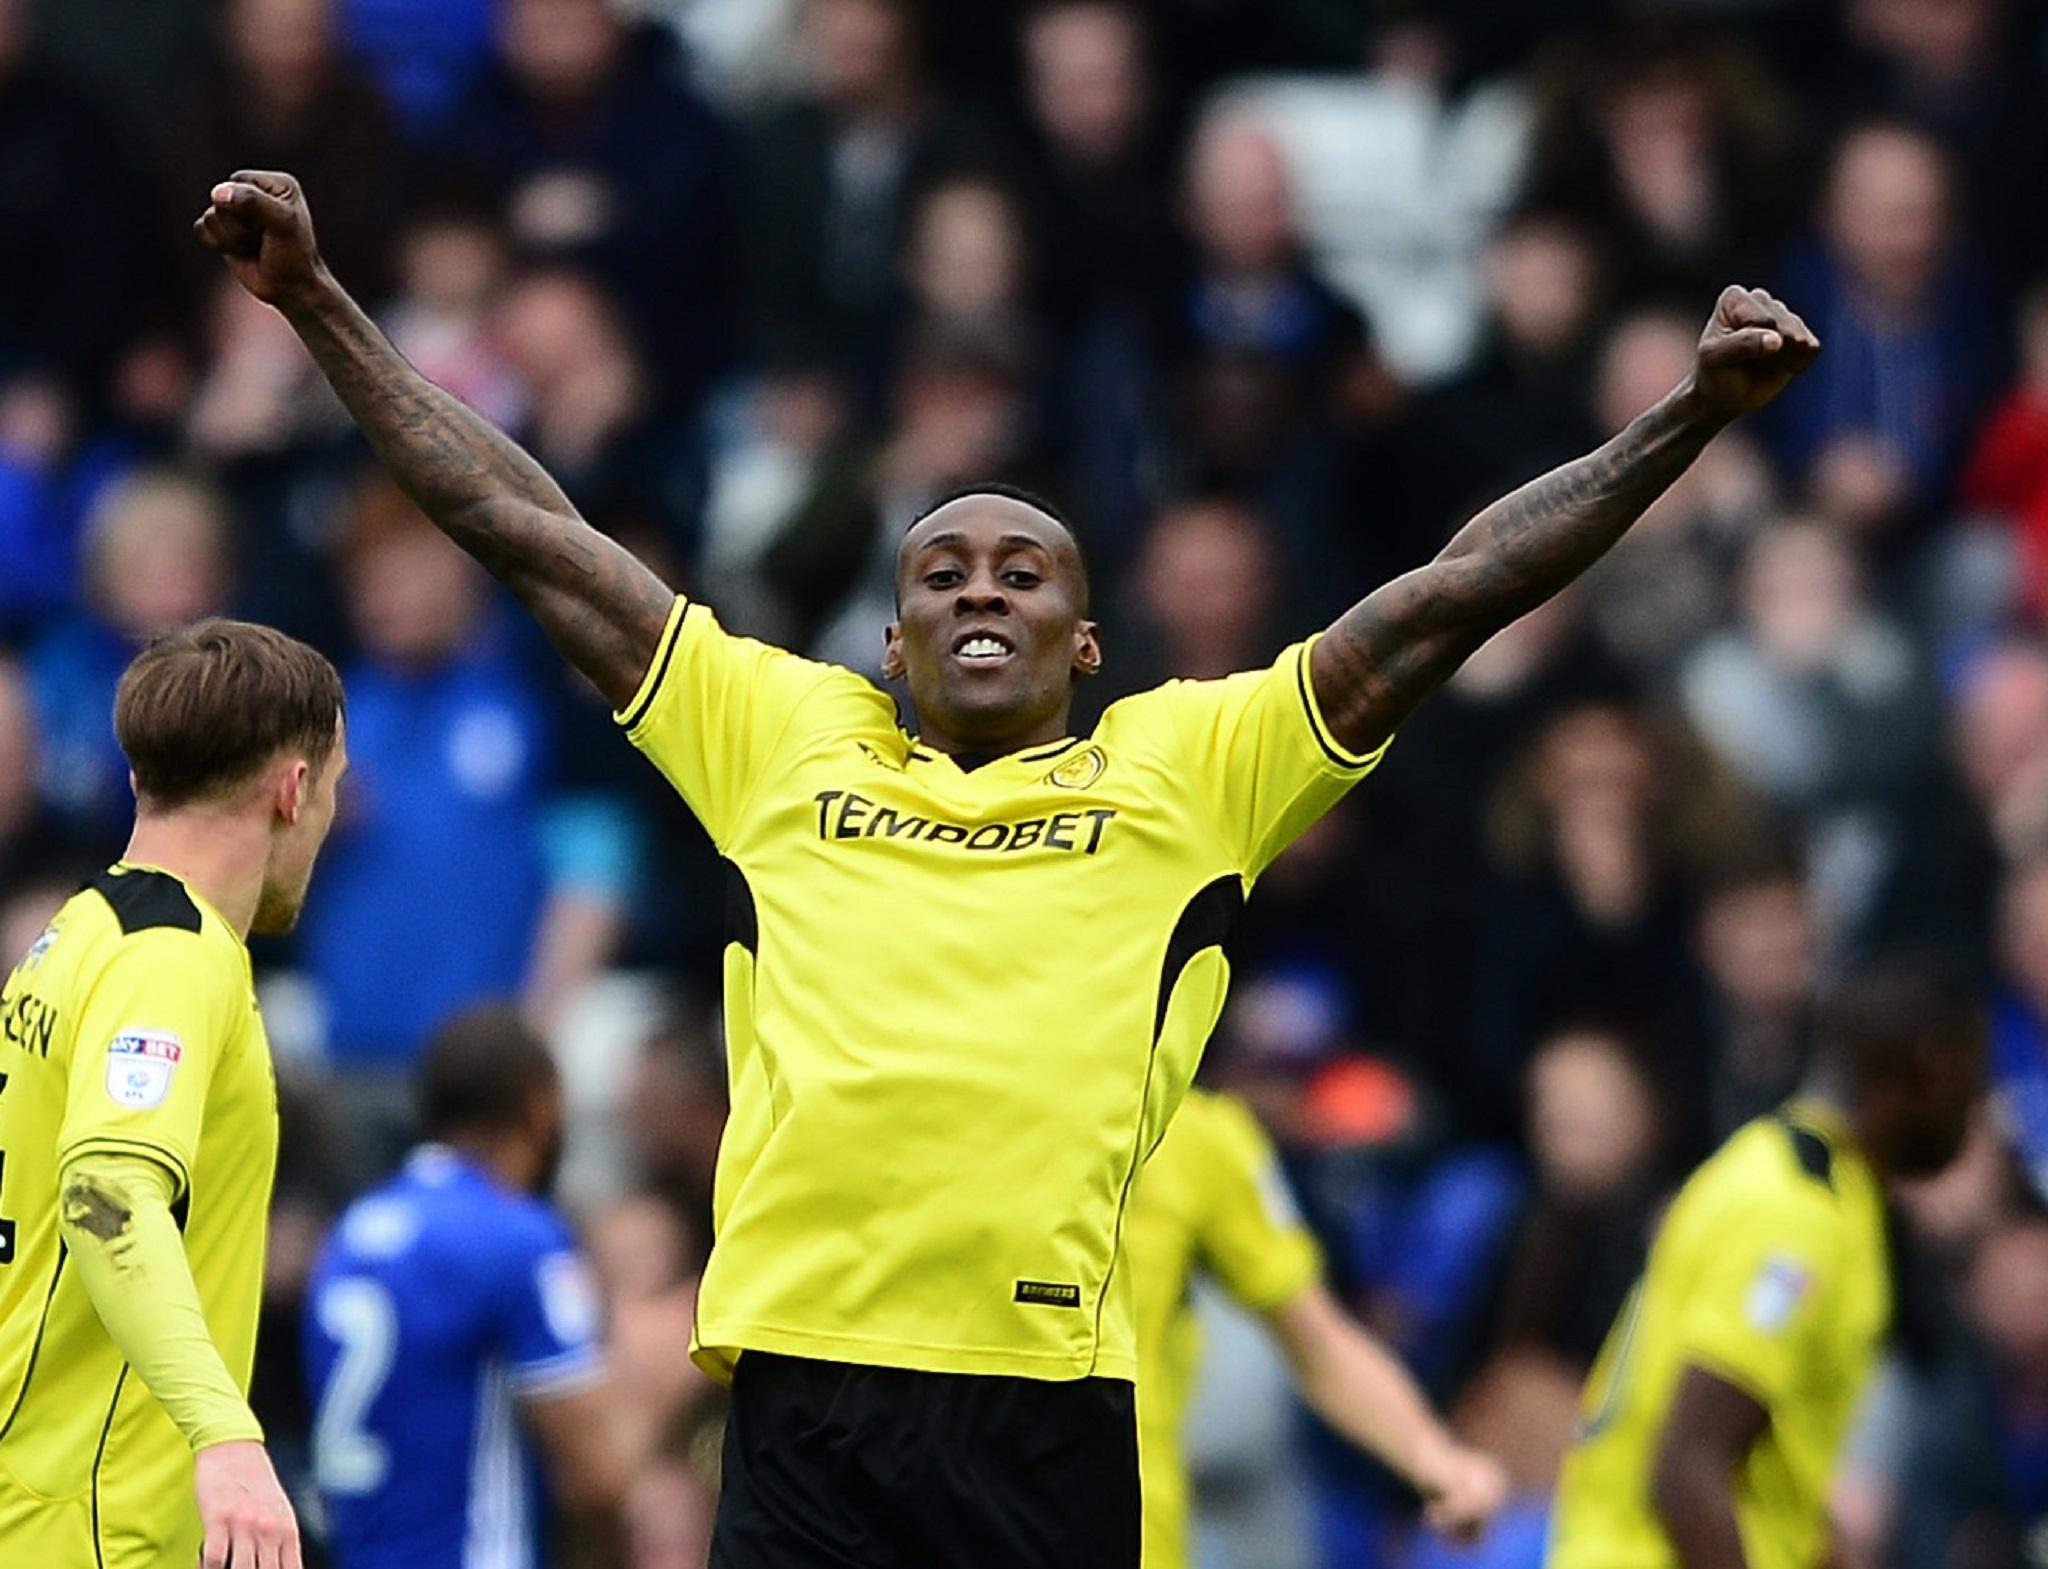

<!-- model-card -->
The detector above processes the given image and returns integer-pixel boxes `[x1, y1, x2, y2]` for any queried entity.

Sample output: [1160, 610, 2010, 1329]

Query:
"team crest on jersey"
[105, 1030, 183, 1110]
[1047, 746, 1106, 790]
[1744, 1255, 1812, 1334]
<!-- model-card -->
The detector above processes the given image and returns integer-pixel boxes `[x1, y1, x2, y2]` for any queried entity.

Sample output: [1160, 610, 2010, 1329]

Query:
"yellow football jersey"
[1127, 1089, 1320, 1569]
[0, 865, 278, 1569]
[1549, 1104, 1889, 1569]
[617, 597, 1383, 1383]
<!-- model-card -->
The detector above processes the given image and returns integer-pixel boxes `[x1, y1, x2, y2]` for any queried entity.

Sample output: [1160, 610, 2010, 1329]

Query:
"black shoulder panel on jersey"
[1154, 876, 1245, 1042]
[1779, 1115, 1836, 1192]
[723, 857, 758, 955]
[88, 868, 202, 937]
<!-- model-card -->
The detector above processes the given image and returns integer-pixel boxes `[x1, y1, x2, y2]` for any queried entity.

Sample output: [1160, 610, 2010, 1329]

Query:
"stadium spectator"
[445, 0, 734, 410]
[1681, 520, 1940, 940]
[741, 0, 988, 390]
[1015, 0, 1179, 320]
[294, 476, 559, 1077]
[1091, 497, 1281, 711]
[491, 266, 700, 568]
[1830, 0, 2048, 284]
[1866, 1213, 2048, 1569]
[898, 171, 1040, 360]
[335, 0, 495, 141]
[1526, 23, 1796, 310]
[1469, 699, 1726, 1136]
[379, 198, 527, 433]
[1398, 208, 1606, 562]
[1495, 1023, 1671, 1367]
[1012, 0, 1181, 559]
[696, 356, 864, 647]
[27, 469, 234, 833]
[0, 0, 147, 394]
[1693, 846, 1822, 1140]
[1768, 120, 2006, 539]
[1958, 279, 2048, 621]
[1215, 16, 1531, 380]
[159, 0, 405, 320]
[1949, 638, 2048, 861]
[0, 372, 135, 638]
[1992, 853, 2048, 1205]
[0, 654, 96, 905]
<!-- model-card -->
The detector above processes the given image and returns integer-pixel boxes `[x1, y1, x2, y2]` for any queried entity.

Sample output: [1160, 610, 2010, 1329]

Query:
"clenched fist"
[1688, 285, 1822, 421]
[194, 170, 329, 314]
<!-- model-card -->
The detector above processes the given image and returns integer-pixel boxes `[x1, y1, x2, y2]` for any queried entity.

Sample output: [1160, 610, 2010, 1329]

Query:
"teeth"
[960, 638, 1008, 657]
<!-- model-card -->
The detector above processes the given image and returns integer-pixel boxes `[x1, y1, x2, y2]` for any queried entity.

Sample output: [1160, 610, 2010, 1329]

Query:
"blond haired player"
[0, 620, 346, 1568]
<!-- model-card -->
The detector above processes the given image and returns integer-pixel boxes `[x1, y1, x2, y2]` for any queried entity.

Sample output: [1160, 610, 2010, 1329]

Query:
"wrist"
[190, 1411, 265, 1453]
[1405, 1430, 1461, 1494]
[274, 264, 342, 324]
[1671, 372, 1738, 434]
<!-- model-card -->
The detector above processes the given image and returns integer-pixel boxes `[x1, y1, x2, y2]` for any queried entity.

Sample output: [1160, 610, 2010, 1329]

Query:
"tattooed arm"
[1310, 287, 1820, 757]
[195, 170, 671, 709]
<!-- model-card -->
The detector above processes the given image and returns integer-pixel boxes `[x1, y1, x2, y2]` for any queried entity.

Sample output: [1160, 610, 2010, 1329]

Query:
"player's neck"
[446, 1131, 537, 1194]
[122, 813, 269, 941]
[913, 708, 1073, 761]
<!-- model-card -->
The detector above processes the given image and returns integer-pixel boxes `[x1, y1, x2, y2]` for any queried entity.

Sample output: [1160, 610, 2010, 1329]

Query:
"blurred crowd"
[6, 0, 2048, 1563]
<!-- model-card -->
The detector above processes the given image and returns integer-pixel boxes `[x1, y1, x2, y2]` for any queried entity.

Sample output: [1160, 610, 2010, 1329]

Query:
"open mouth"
[951, 631, 1016, 667]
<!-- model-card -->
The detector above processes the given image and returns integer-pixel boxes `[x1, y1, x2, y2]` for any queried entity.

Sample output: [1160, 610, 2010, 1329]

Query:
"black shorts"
[709, 1352, 1140, 1569]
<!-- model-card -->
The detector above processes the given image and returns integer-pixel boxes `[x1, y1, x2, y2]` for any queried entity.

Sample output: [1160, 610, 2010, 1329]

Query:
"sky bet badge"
[1745, 1254, 1813, 1334]
[105, 1030, 183, 1111]
[19, 925, 57, 971]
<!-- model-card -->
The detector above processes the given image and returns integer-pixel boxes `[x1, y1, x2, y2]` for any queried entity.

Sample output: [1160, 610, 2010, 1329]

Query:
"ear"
[1072, 619, 1102, 679]
[881, 622, 906, 681]
[275, 758, 311, 826]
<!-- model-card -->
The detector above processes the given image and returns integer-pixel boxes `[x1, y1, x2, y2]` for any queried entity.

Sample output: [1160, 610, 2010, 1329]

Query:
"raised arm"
[1311, 287, 1820, 756]
[195, 171, 672, 709]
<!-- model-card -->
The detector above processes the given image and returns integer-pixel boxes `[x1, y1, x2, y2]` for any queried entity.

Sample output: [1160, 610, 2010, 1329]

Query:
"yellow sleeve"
[58, 1149, 262, 1450]
[1671, 1190, 1843, 1409]
[1139, 638, 1389, 878]
[614, 596, 887, 845]
[56, 930, 238, 1196]
[1191, 1095, 1322, 1314]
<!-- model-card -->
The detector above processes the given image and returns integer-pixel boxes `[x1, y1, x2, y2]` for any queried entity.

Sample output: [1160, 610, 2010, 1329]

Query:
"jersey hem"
[614, 596, 688, 732]
[690, 1323, 1137, 1387]
[1236, 1255, 1321, 1317]
[1295, 637, 1392, 771]
[57, 1136, 194, 1201]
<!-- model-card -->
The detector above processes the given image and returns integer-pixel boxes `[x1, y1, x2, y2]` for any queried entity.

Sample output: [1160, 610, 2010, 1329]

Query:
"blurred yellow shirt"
[1549, 1105, 1889, 1569]
[1127, 1089, 1321, 1569]
[0, 865, 278, 1568]
[618, 598, 1383, 1386]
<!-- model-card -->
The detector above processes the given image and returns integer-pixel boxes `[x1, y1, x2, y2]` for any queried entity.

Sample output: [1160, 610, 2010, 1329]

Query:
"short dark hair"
[417, 1003, 559, 1139]
[114, 618, 345, 809]
[907, 481, 1080, 537]
[1819, 954, 1982, 1088]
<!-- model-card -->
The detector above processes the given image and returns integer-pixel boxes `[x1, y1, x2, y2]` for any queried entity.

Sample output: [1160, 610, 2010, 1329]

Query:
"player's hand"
[1688, 285, 1821, 421]
[193, 170, 329, 314]
[195, 1439, 302, 1569]
[1415, 1441, 1509, 1543]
